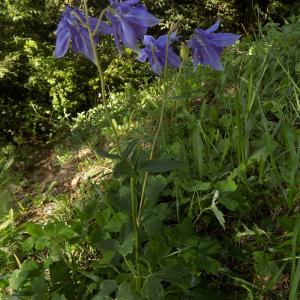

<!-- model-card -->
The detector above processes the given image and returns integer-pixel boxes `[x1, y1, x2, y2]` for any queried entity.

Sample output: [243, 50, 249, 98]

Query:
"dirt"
[7, 143, 111, 223]
[16, 146, 95, 196]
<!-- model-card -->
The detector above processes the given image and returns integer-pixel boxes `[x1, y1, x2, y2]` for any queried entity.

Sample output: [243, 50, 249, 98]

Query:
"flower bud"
[180, 42, 190, 60]
[169, 21, 179, 33]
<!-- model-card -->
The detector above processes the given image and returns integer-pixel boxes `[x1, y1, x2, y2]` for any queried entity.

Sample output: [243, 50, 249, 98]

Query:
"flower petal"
[151, 59, 163, 75]
[196, 40, 223, 70]
[188, 19, 241, 70]
[109, 0, 118, 8]
[156, 32, 178, 49]
[124, 6, 160, 27]
[89, 17, 113, 35]
[119, 20, 138, 50]
[142, 35, 155, 46]
[137, 34, 180, 75]
[54, 29, 71, 58]
[108, 0, 159, 51]
[167, 50, 181, 68]
[72, 29, 95, 63]
[54, 6, 100, 63]
[156, 34, 169, 48]
[137, 49, 148, 62]
[209, 33, 241, 47]
[206, 19, 220, 33]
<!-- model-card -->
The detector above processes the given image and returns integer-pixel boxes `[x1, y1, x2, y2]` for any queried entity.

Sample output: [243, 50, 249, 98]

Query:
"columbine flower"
[54, 7, 112, 63]
[106, 0, 159, 52]
[137, 33, 181, 75]
[188, 19, 241, 70]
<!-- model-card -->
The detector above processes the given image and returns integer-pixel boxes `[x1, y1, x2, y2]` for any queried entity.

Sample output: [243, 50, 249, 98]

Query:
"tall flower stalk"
[82, 0, 122, 156]
[82, 1, 142, 286]
[137, 29, 185, 224]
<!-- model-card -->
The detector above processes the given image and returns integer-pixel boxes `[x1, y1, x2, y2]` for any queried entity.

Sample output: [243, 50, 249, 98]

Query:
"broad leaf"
[26, 223, 44, 237]
[104, 212, 129, 233]
[116, 281, 140, 300]
[143, 214, 162, 237]
[98, 280, 118, 296]
[9, 260, 39, 290]
[122, 139, 139, 158]
[145, 175, 167, 206]
[220, 197, 239, 211]
[194, 254, 221, 274]
[95, 147, 120, 160]
[49, 261, 70, 283]
[140, 159, 185, 173]
[142, 276, 164, 300]
[155, 264, 190, 283]
[113, 160, 134, 177]
[181, 180, 211, 192]
[215, 179, 237, 192]
[119, 232, 134, 256]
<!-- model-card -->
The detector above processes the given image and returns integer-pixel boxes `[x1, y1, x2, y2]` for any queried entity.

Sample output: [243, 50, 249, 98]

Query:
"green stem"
[83, 0, 122, 156]
[130, 176, 141, 288]
[137, 31, 177, 225]
[92, 7, 110, 37]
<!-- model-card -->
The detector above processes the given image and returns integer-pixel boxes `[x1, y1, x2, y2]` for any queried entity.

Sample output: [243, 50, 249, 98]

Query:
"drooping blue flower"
[106, 0, 160, 52]
[54, 6, 112, 63]
[137, 32, 181, 75]
[188, 19, 241, 70]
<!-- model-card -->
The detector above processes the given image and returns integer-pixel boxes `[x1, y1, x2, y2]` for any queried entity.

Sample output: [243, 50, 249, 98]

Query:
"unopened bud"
[169, 21, 179, 33]
[180, 42, 190, 60]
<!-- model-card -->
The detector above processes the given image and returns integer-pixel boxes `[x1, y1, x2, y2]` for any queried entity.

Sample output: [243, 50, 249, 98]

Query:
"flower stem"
[83, 0, 122, 156]
[130, 176, 141, 288]
[137, 33, 186, 226]
[83, 1, 140, 287]
[137, 32, 172, 225]
[92, 8, 110, 37]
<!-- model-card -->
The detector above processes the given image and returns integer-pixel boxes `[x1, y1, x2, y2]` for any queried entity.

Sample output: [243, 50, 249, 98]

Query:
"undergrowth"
[0, 17, 300, 299]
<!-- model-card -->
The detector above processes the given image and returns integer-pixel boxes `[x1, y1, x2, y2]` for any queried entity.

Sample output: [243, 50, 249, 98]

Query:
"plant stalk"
[83, 0, 122, 156]
[137, 31, 173, 225]
[130, 176, 141, 288]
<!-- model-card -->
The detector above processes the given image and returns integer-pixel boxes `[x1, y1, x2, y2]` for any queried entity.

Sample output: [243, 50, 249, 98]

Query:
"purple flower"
[106, 0, 160, 52]
[54, 7, 112, 63]
[137, 33, 181, 75]
[188, 19, 241, 70]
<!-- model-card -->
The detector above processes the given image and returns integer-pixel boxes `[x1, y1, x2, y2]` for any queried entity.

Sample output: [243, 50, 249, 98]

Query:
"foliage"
[144, 0, 300, 36]
[0, 0, 149, 140]
[1, 0, 299, 140]
[0, 17, 300, 299]
[0, 144, 16, 217]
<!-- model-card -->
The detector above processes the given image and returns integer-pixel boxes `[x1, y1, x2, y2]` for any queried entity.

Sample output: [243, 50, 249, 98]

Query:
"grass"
[0, 16, 300, 299]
